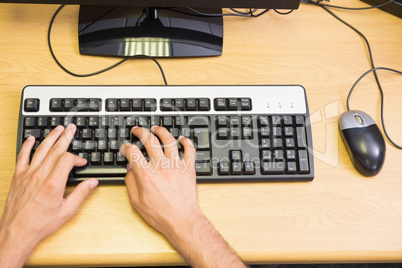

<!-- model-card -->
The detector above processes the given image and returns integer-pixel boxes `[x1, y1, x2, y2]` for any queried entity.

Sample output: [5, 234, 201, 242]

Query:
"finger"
[131, 127, 164, 159]
[46, 152, 87, 190]
[30, 125, 65, 168]
[15, 136, 35, 174]
[41, 124, 77, 171]
[151, 126, 179, 160]
[120, 143, 148, 173]
[179, 136, 196, 163]
[60, 178, 99, 220]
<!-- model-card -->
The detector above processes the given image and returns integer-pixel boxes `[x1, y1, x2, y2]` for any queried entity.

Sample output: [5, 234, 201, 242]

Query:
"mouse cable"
[47, 5, 168, 85]
[347, 67, 402, 149]
[302, 0, 395, 11]
[305, 3, 401, 149]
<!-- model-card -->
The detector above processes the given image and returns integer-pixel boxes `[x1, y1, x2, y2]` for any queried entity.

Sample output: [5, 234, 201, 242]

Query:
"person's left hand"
[0, 124, 98, 268]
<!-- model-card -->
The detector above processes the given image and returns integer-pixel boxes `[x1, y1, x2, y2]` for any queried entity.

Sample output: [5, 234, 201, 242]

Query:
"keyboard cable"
[47, 4, 168, 85]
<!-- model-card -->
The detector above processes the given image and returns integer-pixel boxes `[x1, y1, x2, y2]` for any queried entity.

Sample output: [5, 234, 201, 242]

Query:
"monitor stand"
[78, 6, 223, 57]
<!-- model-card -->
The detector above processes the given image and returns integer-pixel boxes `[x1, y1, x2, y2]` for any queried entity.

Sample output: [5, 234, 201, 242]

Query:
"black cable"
[48, 5, 168, 85]
[347, 67, 402, 149]
[306, 3, 401, 149]
[229, 8, 259, 15]
[274, 9, 294, 15]
[185, 7, 269, 17]
[302, 0, 395, 11]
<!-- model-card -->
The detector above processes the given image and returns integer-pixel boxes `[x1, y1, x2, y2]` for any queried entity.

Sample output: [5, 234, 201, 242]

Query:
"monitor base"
[78, 6, 224, 58]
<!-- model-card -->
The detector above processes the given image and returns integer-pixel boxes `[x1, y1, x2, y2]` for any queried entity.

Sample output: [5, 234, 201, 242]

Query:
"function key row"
[160, 98, 210, 111]
[107, 98, 157, 112]
[30, 98, 254, 113]
[50, 98, 101, 112]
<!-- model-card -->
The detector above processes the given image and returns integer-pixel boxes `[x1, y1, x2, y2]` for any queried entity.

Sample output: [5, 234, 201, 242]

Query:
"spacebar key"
[74, 165, 127, 177]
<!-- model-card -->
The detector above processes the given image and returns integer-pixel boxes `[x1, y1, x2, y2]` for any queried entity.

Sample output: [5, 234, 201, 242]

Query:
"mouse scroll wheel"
[354, 114, 364, 125]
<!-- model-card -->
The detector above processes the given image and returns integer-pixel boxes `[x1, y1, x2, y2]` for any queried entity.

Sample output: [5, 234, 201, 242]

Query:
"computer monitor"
[0, 0, 300, 57]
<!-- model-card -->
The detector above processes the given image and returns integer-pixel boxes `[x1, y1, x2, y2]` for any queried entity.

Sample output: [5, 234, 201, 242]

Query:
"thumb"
[61, 178, 99, 219]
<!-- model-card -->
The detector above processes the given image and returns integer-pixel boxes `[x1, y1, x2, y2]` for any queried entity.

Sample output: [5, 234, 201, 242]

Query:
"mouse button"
[339, 111, 364, 130]
[352, 110, 376, 127]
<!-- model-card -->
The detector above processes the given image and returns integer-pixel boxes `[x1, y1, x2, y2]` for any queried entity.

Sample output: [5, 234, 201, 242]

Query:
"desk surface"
[1, 1, 402, 266]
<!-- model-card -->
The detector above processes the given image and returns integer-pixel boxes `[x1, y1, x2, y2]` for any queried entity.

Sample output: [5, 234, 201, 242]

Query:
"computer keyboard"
[17, 85, 314, 183]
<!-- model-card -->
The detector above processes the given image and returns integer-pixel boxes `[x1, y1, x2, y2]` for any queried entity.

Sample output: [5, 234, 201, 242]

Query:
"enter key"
[194, 128, 210, 150]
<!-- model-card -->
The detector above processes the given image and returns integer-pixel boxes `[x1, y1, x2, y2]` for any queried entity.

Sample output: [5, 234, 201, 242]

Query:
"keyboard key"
[218, 161, 230, 175]
[161, 99, 173, 111]
[194, 128, 210, 150]
[196, 151, 211, 162]
[214, 98, 227, 110]
[50, 99, 62, 111]
[97, 140, 107, 151]
[198, 98, 210, 111]
[106, 99, 118, 111]
[228, 98, 238, 110]
[195, 162, 211, 175]
[186, 99, 196, 111]
[82, 129, 93, 140]
[231, 150, 242, 162]
[243, 161, 255, 175]
[24, 117, 36, 128]
[132, 99, 142, 111]
[76, 98, 88, 110]
[298, 150, 309, 173]
[261, 161, 285, 174]
[50, 117, 62, 127]
[64, 98, 74, 110]
[231, 162, 242, 175]
[75, 165, 127, 177]
[188, 116, 209, 127]
[144, 99, 157, 111]
[287, 162, 297, 173]
[296, 127, 307, 147]
[120, 99, 130, 111]
[37, 117, 48, 128]
[85, 140, 97, 151]
[240, 98, 252, 111]
[90, 152, 101, 164]
[24, 98, 40, 112]
[103, 152, 114, 165]
[24, 129, 41, 139]
[89, 98, 101, 111]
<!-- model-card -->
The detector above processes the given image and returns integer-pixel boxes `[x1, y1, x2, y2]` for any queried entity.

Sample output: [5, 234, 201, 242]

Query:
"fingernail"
[66, 123, 74, 129]
[27, 135, 35, 141]
[89, 179, 99, 190]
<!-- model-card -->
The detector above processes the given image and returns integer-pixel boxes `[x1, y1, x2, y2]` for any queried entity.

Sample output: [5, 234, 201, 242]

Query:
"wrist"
[0, 221, 38, 268]
[162, 211, 246, 267]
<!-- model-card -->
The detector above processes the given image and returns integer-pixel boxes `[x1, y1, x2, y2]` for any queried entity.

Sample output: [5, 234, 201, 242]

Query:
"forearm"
[166, 214, 247, 268]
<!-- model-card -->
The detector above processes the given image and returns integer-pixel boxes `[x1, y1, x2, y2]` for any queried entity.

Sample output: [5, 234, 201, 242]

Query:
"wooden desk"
[1, 1, 402, 266]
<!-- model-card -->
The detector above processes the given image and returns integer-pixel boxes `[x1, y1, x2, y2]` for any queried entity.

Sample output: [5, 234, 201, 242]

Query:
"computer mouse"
[339, 110, 386, 176]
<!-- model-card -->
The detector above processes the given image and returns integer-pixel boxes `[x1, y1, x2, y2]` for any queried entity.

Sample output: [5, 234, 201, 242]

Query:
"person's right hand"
[121, 126, 247, 268]
[120, 125, 201, 238]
